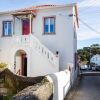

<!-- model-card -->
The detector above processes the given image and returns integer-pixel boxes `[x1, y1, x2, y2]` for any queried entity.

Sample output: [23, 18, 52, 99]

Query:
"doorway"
[22, 19, 30, 35]
[15, 50, 27, 76]
[22, 54, 27, 76]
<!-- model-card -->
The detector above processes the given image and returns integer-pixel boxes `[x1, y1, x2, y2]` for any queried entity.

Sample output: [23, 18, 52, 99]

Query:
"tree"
[77, 44, 100, 63]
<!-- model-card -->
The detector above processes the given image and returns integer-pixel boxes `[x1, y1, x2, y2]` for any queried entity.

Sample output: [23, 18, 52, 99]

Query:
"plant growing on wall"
[0, 62, 7, 68]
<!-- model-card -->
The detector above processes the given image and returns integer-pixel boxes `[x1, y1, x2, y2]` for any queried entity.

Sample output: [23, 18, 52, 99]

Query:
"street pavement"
[66, 71, 100, 100]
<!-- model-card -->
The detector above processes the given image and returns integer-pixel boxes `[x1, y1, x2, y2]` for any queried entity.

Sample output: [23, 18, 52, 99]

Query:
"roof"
[20, 4, 75, 10]
[0, 3, 79, 27]
[0, 3, 76, 15]
[12, 10, 37, 16]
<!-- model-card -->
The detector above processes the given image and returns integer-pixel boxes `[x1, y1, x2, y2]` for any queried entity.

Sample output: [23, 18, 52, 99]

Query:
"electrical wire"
[78, 0, 96, 8]
[78, 0, 99, 12]
[79, 18, 100, 35]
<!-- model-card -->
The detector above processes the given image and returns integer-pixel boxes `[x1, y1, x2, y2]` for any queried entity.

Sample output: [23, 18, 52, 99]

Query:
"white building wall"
[0, 36, 58, 76]
[15, 55, 22, 73]
[33, 6, 75, 70]
[0, 37, 30, 73]
[0, 5, 77, 76]
[73, 6, 78, 53]
[14, 17, 22, 35]
[30, 48, 59, 76]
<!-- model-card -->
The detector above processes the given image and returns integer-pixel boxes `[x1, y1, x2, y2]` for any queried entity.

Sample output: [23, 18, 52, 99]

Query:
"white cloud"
[77, 31, 100, 40]
[78, 0, 100, 8]
[77, 0, 100, 40]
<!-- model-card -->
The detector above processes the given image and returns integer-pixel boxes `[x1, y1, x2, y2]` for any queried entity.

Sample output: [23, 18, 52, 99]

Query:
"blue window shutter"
[44, 18, 49, 33]
[3, 22, 7, 36]
[50, 18, 54, 33]
[45, 25, 49, 33]
[8, 22, 12, 36]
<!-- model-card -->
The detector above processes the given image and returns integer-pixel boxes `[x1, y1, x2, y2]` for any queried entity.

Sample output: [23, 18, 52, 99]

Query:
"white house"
[0, 4, 79, 77]
[90, 54, 100, 66]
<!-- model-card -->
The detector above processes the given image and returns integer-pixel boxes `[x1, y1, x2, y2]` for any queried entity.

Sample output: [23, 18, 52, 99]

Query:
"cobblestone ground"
[65, 75, 100, 100]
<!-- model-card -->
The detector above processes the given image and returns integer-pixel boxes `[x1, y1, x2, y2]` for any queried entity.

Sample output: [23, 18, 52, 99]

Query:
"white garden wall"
[47, 69, 71, 100]
[46, 64, 78, 100]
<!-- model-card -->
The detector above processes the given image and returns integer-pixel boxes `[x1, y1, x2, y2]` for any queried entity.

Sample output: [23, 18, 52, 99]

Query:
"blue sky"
[0, 0, 78, 11]
[78, 0, 100, 49]
[0, 0, 100, 49]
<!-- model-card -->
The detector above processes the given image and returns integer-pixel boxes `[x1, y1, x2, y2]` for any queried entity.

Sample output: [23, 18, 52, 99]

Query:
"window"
[44, 17, 55, 34]
[3, 21, 12, 36]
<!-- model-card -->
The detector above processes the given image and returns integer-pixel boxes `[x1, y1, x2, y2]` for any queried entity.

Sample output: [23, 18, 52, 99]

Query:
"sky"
[0, 0, 100, 49]
[0, 0, 78, 11]
[78, 0, 100, 49]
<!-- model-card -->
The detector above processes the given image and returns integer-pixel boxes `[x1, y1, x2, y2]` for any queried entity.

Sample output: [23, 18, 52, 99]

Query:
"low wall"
[11, 69, 71, 100]
[46, 63, 77, 100]
[10, 64, 78, 100]
[46, 70, 71, 100]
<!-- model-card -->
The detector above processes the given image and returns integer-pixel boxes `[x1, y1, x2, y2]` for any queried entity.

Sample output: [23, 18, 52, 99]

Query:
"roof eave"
[0, 3, 76, 15]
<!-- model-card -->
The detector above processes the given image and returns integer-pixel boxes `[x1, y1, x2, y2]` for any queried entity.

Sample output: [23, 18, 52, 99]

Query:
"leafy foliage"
[77, 44, 100, 63]
[0, 63, 7, 68]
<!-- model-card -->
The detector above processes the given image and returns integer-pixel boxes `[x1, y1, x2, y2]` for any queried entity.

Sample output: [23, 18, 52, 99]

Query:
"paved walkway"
[65, 75, 100, 100]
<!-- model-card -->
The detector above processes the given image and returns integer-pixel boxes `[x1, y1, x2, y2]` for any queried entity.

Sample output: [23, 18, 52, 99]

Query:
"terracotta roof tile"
[17, 5, 57, 12]
[11, 5, 57, 16]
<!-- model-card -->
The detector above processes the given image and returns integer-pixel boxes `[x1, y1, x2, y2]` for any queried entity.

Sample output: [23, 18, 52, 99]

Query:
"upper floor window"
[44, 17, 55, 34]
[3, 21, 12, 36]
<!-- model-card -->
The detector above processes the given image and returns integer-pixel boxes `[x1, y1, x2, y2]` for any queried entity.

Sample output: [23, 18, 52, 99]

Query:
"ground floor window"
[3, 21, 12, 36]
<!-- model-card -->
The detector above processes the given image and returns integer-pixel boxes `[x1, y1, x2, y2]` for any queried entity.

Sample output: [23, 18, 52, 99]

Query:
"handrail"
[16, 69, 21, 75]
[30, 34, 59, 67]
[13, 34, 59, 67]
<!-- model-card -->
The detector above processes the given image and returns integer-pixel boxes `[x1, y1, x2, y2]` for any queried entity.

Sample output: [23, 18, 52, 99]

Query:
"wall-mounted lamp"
[68, 14, 75, 17]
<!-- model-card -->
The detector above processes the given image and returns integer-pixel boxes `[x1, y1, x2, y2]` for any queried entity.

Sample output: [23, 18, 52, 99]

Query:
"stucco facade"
[0, 4, 78, 77]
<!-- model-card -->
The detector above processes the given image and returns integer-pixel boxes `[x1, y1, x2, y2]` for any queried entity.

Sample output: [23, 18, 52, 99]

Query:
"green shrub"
[0, 63, 7, 68]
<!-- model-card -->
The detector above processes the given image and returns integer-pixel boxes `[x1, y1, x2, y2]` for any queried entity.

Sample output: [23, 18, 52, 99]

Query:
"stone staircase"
[14, 34, 59, 67]
[30, 34, 59, 67]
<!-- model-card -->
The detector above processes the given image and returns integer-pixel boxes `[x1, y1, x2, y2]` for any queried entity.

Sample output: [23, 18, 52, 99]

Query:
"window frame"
[2, 20, 13, 37]
[43, 16, 56, 35]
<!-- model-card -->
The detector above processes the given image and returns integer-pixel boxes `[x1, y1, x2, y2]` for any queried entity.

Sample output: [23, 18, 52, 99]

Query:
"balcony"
[12, 35, 32, 46]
